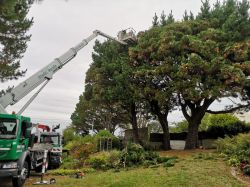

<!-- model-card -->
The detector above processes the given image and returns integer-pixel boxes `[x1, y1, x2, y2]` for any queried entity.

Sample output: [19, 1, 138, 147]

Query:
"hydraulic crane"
[0, 29, 136, 187]
[0, 29, 136, 115]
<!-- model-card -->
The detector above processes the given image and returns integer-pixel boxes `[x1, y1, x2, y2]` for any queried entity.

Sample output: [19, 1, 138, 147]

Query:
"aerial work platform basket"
[117, 28, 137, 44]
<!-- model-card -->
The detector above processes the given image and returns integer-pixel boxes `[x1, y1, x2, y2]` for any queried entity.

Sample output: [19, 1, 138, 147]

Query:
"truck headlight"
[2, 162, 18, 169]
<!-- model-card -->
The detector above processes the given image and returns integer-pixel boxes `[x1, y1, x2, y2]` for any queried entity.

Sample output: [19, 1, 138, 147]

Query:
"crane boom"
[0, 30, 130, 114]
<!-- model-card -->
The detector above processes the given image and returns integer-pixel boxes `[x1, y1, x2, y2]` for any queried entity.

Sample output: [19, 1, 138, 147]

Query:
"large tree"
[72, 40, 141, 141]
[130, 0, 250, 149]
[0, 0, 33, 82]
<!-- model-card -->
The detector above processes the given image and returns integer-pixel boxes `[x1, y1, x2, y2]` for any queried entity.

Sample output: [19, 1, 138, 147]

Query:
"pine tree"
[152, 13, 159, 27]
[237, 0, 250, 38]
[0, 0, 33, 82]
[197, 0, 211, 20]
[189, 11, 194, 20]
[160, 11, 167, 26]
[166, 10, 174, 24]
[183, 10, 189, 21]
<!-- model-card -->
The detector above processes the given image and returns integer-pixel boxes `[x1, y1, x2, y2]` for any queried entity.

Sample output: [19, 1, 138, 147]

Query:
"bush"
[216, 133, 250, 170]
[121, 143, 145, 166]
[60, 156, 79, 169]
[86, 150, 121, 170]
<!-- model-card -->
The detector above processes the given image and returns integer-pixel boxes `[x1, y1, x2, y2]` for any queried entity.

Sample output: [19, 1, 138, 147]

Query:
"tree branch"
[206, 103, 250, 114]
[178, 94, 191, 121]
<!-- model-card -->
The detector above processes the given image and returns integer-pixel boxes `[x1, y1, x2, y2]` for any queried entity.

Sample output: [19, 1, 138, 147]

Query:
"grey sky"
[2, 0, 224, 128]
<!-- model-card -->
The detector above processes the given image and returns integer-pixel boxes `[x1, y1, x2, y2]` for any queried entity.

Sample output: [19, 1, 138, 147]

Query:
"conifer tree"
[0, 0, 33, 82]
[183, 10, 189, 21]
[166, 10, 174, 24]
[152, 13, 159, 27]
[160, 11, 167, 26]
[197, 0, 211, 19]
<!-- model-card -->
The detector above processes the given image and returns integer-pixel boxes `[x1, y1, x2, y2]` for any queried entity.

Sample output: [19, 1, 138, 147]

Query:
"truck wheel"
[12, 161, 29, 187]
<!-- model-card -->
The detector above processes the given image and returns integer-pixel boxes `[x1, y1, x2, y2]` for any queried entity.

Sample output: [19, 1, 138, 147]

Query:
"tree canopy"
[0, 0, 33, 82]
[129, 0, 250, 149]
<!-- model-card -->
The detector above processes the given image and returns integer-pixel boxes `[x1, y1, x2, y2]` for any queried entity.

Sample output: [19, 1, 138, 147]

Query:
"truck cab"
[0, 114, 32, 187]
[39, 132, 62, 168]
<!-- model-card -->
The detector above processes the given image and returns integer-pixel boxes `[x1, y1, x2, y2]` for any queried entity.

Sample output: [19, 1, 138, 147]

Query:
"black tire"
[12, 161, 29, 187]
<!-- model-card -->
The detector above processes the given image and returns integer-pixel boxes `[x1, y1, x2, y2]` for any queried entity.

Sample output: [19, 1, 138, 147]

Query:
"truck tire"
[12, 160, 29, 187]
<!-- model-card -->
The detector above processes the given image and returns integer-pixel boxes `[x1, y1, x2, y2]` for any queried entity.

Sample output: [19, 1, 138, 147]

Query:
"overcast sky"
[2, 0, 225, 129]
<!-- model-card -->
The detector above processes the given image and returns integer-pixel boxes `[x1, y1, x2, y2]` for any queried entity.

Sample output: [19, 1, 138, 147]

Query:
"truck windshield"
[40, 135, 59, 145]
[0, 118, 17, 139]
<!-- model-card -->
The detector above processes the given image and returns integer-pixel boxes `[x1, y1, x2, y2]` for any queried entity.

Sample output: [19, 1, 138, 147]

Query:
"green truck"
[0, 114, 46, 186]
[0, 29, 135, 187]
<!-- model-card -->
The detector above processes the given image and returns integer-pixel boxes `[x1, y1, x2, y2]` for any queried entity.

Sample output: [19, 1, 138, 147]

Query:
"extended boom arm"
[0, 30, 129, 114]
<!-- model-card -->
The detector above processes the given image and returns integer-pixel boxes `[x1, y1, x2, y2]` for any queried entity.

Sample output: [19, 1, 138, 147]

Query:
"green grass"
[25, 153, 244, 187]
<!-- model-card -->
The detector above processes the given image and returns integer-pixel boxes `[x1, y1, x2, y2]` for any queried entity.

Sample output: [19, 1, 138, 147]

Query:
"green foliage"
[71, 40, 131, 135]
[216, 133, 250, 165]
[170, 114, 250, 136]
[96, 130, 122, 150]
[59, 156, 80, 169]
[152, 13, 159, 27]
[121, 143, 145, 166]
[133, 0, 250, 149]
[0, 0, 33, 82]
[166, 10, 175, 25]
[63, 127, 77, 145]
[86, 150, 121, 170]
[160, 11, 167, 26]
[64, 130, 122, 168]
[170, 120, 188, 133]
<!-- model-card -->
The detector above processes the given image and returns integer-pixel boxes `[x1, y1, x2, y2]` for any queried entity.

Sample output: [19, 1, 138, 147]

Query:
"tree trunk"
[185, 120, 199, 150]
[158, 114, 171, 150]
[149, 100, 171, 150]
[130, 102, 140, 144]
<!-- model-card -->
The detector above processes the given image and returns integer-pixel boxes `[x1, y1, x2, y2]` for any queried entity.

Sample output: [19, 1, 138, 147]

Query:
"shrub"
[121, 143, 145, 166]
[60, 156, 79, 169]
[216, 133, 250, 173]
[71, 143, 96, 161]
[216, 133, 250, 164]
[86, 150, 121, 170]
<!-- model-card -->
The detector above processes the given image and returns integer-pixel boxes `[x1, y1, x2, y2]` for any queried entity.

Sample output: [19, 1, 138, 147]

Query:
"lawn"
[24, 150, 245, 187]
